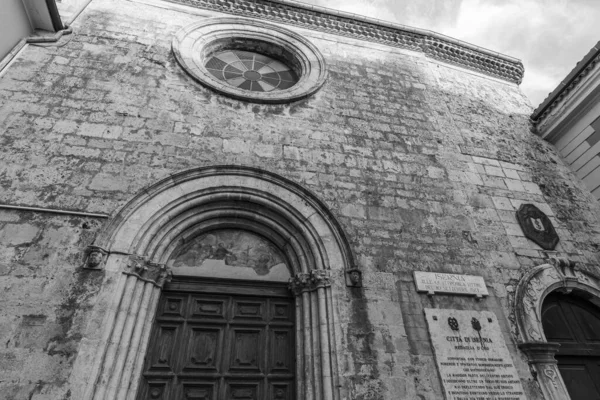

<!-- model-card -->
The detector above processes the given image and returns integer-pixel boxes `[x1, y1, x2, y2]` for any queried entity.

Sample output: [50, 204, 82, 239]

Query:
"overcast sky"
[300, 0, 599, 108]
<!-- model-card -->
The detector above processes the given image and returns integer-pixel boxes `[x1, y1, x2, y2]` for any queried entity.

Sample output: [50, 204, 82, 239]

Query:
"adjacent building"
[532, 41, 600, 201]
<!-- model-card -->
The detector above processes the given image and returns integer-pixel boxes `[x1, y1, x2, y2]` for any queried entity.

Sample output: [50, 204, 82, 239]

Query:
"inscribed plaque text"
[414, 271, 488, 297]
[424, 308, 526, 400]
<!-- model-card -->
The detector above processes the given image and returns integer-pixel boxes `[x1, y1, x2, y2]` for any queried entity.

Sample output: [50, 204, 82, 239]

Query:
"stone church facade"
[1, 0, 600, 399]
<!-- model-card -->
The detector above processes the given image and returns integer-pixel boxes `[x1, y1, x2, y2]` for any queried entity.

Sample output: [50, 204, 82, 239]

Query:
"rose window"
[205, 50, 298, 92]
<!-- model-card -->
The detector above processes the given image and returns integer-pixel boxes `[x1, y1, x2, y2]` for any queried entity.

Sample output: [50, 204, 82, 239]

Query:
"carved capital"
[83, 246, 108, 270]
[311, 269, 331, 289]
[124, 255, 171, 288]
[518, 342, 570, 399]
[289, 273, 312, 295]
[518, 342, 561, 363]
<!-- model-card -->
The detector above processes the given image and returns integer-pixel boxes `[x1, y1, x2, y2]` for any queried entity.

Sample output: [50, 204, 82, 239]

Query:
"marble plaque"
[424, 308, 526, 400]
[414, 271, 489, 297]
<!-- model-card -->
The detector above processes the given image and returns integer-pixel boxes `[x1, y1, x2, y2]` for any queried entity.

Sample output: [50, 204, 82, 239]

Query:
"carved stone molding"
[85, 257, 172, 400]
[312, 269, 332, 289]
[289, 270, 332, 295]
[518, 342, 561, 364]
[125, 255, 172, 288]
[289, 272, 312, 295]
[173, 17, 327, 103]
[72, 166, 353, 400]
[344, 268, 362, 288]
[83, 245, 108, 270]
[164, 0, 524, 84]
[514, 262, 600, 399]
[514, 261, 598, 344]
[518, 342, 568, 400]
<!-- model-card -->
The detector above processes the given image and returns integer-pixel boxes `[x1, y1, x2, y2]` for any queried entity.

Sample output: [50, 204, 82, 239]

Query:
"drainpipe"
[46, 0, 64, 30]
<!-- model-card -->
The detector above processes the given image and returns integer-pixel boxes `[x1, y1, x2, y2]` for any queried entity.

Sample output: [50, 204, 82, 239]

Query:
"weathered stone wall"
[0, 0, 599, 399]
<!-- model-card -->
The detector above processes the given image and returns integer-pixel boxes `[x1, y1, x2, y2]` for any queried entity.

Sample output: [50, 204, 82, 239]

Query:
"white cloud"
[302, 0, 397, 21]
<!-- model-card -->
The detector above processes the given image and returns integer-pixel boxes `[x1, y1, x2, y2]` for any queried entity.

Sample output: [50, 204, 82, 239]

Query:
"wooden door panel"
[179, 381, 218, 400]
[270, 302, 293, 322]
[269, 382, 293, 400]
[544, 294, 600, 400]
[572, 306, 600, 343]
[225, 381, 262, 400]
[542, 303, 577, 343]
[228, 328, 264, 372]
[138, 380, 171, 400]
[161, 296, 187, 318]
[558, 362, 600, 400]
[148, 324, 181, 372]
[183, 326, 223, 371]
[269, 329, 294, 374]
[138, 284, 294, 400]
[234, 300, 266, 321]
[191, 297, 228, 320]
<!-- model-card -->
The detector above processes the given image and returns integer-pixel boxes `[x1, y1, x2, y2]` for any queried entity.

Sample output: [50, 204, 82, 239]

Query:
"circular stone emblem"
[172, 17, 327, 103]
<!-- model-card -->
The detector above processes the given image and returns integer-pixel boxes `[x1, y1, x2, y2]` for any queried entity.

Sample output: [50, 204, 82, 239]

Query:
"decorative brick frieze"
[166, 0, 524, 84]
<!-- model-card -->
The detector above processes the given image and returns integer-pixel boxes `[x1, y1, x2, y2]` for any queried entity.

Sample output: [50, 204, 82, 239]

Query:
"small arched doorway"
[137, 229, 296, 400]
[542, 292, 600, 400]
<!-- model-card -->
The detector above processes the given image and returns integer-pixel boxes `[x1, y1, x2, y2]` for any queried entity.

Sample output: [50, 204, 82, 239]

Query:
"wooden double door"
[542, 292, 600, 400]
[136, 279, 295, 400]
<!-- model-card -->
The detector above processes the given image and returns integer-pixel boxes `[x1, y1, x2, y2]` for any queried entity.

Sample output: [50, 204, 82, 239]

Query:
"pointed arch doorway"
[542, 292, 600, 400]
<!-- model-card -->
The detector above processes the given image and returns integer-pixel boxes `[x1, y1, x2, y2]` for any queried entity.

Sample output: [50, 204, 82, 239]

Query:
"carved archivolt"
[515, 258, 600, 343]
[515, 259, 600, 400]
[69, 166, 356, 400]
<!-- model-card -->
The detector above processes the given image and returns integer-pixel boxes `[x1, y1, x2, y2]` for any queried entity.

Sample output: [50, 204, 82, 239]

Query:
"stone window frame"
[172, 17, 327, 104]
[514, 259, 600, 400]
[68, 166, 356, 400]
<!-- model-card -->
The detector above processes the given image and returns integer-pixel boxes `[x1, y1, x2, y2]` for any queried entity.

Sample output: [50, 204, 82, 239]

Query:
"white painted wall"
[555, 102, 600, 199]
[0, 0, 33, 60]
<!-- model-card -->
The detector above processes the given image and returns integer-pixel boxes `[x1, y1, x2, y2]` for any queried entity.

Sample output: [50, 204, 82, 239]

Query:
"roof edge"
[163, 0, 525, 84]
[532, 40, 600, 124]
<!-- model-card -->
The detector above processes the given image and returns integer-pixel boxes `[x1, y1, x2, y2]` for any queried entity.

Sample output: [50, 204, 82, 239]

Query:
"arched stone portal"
[68, 166, 355, 400]
[514, 259, 600, 400]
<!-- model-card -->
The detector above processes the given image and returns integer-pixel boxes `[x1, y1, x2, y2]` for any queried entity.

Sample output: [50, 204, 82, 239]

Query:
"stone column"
[289, 270, 337, 400]
[89, 256, 171, 400]
[518, 342, 570, 400]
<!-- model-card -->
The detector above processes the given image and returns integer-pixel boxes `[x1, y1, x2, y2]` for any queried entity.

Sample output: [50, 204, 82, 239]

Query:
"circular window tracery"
[205, 50, 299, 92]
[172, 18, 327, 103]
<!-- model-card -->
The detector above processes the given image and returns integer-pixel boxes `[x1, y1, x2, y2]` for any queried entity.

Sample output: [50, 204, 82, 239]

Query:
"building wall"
[548, 100, 600, 200]
[1, 0, 600, 399]
[0, 0, 33, 60]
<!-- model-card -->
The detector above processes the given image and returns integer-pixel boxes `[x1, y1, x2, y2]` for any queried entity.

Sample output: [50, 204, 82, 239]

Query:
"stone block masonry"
[0, 0, 599, 399]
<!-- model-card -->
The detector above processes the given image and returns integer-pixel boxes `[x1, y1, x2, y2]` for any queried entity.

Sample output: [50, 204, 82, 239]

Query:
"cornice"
[532, 48, 600, 129]
[164, 0, 524, 84]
